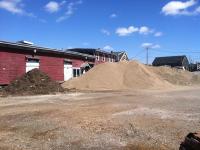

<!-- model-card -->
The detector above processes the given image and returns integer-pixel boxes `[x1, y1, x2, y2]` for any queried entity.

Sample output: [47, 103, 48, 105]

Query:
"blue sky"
[0, 0, 200, 63]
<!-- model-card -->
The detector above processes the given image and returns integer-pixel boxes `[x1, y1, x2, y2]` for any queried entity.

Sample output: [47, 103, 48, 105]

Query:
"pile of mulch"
[2, 69, 64, 96]
[180, 132, 200, 150]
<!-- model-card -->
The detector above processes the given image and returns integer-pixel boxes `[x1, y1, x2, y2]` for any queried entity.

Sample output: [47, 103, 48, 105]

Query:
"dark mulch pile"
[180, 132, 200, 150]
[2, 69, 64, 96]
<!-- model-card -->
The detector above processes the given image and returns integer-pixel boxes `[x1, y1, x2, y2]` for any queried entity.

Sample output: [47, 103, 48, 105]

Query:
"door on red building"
[64, 62, 73, 81]
[26, 58, 39, 73]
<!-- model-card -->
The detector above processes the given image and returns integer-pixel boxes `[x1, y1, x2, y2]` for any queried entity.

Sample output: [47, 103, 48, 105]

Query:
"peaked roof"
[113, 51, 128, 61]
[152, 55, 188, 66]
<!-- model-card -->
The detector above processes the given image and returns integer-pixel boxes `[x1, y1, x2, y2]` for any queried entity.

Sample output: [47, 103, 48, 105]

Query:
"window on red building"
[96, 54, 100, 61]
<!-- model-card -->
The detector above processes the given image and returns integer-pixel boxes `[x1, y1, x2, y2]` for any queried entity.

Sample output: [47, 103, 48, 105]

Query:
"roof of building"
[67, 48, 96, 55]
[152, 55, 188, 66]
[67, 48, 115, 55]
[0, 41, 95, 59]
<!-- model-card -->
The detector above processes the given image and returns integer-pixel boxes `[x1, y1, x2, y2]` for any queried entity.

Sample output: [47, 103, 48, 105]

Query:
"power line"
[135, 53, 155, 60]
[132, 49, 200, 59]
[151, 49, 200, 54]
[131, 49, 146, 60]
[131, 48, 200, 63]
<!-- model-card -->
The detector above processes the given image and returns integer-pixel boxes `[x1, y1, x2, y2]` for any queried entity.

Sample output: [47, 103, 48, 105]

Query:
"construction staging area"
[0, 87, 200, 150]
[0, 61, 200, 149]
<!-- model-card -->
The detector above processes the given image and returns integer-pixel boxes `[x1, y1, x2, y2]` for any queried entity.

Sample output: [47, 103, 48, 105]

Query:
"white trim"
[119, 52, 128, 61]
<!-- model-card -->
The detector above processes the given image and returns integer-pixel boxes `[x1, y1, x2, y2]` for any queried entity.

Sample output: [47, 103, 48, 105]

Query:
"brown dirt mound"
[2, 69, 64, 96]
[62, 61, 200, 91]
[151, 66, 194, 85]
[62, 61, 173, 91]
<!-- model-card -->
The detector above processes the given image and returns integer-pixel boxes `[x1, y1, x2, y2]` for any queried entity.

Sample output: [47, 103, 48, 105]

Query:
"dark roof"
[68, 48, 114, 55]
[152, 55, 188, 66]
[96, 49, 114, 55]
[67, 48, 96, 55]
[0, 41, 95, 59]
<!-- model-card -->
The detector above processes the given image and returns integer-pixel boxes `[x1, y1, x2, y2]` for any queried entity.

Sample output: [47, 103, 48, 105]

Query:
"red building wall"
[0, 50, 26, 84]
[39, 56, 64, 81]
[72, 59, 85, 68]
[0, 48, 94, 85]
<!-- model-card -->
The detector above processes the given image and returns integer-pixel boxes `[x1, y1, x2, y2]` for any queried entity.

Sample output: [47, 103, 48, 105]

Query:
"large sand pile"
[62, 61, 175, 91]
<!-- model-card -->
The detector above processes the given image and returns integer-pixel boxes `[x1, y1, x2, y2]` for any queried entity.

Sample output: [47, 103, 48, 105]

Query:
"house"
[113, 51, 129, 62]
[67, 48, 118, 65]
[152, 55, 189, 70]
[197, 63, 200, 71]
[0, 41, 95, 85]
[189, 63, 197, 72]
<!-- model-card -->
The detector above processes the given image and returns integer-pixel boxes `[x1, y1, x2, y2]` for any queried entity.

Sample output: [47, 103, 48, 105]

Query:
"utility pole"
[146, 47, 149, 65]
[142, 43, 156, 65]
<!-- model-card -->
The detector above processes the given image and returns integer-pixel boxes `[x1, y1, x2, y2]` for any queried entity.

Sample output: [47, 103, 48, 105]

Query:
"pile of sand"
[2, 69, 64, 96]
[62, 61, 174, 91]
[151, 66, 193, 85]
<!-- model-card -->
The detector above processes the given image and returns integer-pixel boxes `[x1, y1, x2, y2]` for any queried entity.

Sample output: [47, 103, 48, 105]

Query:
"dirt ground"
[0, 86, 200, 150]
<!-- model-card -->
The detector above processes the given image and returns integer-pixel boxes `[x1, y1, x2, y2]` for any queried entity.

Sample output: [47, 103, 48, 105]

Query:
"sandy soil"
[0, 86, 200, 150]
[62, 61, 200, 91]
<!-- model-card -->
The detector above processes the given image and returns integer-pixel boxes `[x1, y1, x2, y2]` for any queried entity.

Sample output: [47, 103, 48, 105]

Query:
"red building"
[67, 48, 118, 65]
[0, 41, 95, 85]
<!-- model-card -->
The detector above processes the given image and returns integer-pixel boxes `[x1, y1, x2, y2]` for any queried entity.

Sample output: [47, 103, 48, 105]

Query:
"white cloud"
[142, 43, 153, 48]
[45, 1, 59, 13]
[116, 26, 139, 36]
[141, 43, 161, 49]
[139, 26, 153, 35]
[45, 1, 67, 13]
[65, 2, 74, 15]
[60, 0, 67, 6]
[162, 0, 197, 16]
[56, 0, 82, 22]
[0, 0, 23, 14]
[0, 0, 36, 18]
[152, 44, 161, 49]
[103, 45, 114, 51]
[154, 32, 163, 37]
[116, 25, 161, 37]
[196, 6, 200, 13]
[82, 42, 89, 46]
[101, 29, 110, 36]
[110, 13, 117, 18]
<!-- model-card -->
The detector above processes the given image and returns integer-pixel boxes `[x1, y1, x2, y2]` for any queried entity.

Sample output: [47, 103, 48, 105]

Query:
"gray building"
[152, 55, 189, 70]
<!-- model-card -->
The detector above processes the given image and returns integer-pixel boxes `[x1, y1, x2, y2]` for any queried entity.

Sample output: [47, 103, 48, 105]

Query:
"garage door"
[64, 62, 73, 81]
[26, 59, 39, 73]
